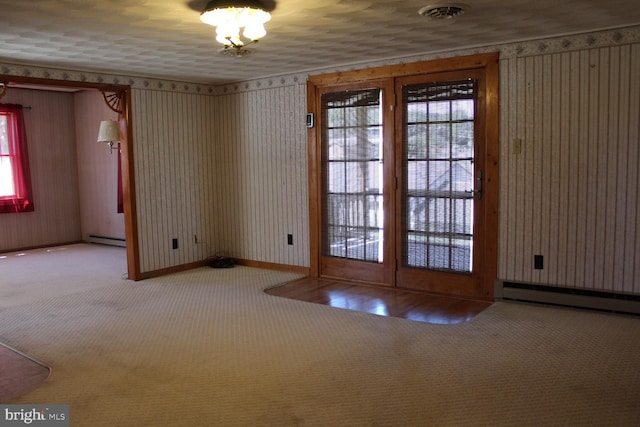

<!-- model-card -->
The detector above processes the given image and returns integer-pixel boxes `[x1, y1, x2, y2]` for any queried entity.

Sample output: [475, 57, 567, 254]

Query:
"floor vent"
[495, 280, 640, 316]
[87, 234, 126, 248]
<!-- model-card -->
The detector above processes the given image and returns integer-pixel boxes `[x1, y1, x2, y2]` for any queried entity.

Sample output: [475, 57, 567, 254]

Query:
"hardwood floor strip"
[266, 278, 492, 324]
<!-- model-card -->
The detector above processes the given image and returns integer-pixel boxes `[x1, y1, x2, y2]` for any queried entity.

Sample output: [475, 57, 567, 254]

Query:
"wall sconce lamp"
[97, 120, 120, 154]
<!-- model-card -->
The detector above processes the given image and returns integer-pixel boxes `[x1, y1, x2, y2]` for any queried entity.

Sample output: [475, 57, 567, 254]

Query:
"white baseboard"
[495, 280, 640, 315]
[86, 234, 126, 248]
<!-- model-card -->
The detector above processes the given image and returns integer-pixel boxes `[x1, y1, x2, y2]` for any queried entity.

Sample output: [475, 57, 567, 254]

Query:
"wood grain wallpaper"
[131, 89, 218, 273]
[213, 84, 309, 268]
[499, 43, 640, 294]
[131, 84, 309, 273]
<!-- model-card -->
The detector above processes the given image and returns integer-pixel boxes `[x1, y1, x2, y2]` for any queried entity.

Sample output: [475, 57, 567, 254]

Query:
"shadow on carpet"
[0, 342, 51, 403]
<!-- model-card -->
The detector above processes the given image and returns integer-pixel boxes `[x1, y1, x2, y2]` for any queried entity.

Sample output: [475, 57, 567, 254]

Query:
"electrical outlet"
[287, 234, 293, 245]
[172, 238, 178, 250]
[534, 255, 543, 270]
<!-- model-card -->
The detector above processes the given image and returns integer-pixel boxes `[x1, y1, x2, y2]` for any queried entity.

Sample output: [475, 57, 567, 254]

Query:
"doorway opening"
[0, 76, 139, 280]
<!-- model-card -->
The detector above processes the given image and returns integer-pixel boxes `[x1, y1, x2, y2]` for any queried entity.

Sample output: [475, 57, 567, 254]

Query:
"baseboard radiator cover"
[495, 280, 640, 316]
[86, 234, 126, 248]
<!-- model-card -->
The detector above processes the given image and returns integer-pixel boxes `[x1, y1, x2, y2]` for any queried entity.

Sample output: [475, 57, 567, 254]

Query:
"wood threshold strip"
[266, 277, 492, 325]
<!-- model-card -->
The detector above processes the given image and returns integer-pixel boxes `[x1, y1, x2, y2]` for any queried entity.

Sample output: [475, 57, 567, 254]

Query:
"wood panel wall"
[213, 84, 309, 268]
[130, 84, 309, 273]
[500, 43, 640, 294]
[0, 88, 81, 251]
[131, 89, 218, 272]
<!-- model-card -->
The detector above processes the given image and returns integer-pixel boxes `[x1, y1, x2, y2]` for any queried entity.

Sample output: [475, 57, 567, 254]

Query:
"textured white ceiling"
[0, 0, 639, 84]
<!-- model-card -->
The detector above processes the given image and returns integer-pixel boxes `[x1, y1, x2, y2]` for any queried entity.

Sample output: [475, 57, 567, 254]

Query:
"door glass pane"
[322, 88, 384, 263]
[402, 80, 475, 273]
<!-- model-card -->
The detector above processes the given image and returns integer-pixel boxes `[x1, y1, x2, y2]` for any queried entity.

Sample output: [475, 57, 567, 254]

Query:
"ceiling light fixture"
[200, 0, 271, 56]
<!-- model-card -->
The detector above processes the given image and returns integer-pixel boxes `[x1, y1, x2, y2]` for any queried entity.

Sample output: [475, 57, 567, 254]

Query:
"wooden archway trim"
[100, 89, 125, 114]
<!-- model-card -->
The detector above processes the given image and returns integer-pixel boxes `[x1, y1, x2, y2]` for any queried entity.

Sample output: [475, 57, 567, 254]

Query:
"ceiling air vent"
[418, 4, 468, 20]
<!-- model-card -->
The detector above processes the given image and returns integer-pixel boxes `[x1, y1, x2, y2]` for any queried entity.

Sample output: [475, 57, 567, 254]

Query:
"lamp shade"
[97, 120, 120, 143]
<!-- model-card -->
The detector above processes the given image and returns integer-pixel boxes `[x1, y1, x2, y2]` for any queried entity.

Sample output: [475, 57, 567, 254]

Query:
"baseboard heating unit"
[87, 234, 126, 248]
[495, 280, 640, 316]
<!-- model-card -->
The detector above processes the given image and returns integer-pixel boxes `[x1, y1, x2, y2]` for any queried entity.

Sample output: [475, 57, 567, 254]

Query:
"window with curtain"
[0, 104, 35, 213]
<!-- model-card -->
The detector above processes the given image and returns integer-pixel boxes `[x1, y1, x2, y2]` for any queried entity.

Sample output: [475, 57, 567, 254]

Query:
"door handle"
[466, 169, 483, 200]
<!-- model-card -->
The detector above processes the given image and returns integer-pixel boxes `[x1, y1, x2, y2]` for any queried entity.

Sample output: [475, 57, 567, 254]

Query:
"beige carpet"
[1, 244, 639, 426]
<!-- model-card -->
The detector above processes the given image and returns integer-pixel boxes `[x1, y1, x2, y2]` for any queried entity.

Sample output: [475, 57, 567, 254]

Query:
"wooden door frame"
[307, 52, 499, 299]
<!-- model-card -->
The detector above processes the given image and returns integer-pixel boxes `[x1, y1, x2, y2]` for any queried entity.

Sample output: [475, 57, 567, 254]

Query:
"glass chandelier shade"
[200, 1, 271, 47]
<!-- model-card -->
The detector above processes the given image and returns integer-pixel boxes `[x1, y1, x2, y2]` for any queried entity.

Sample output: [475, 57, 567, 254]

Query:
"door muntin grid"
[322, 89, 384, 263]
[402, 80, 476, 273]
